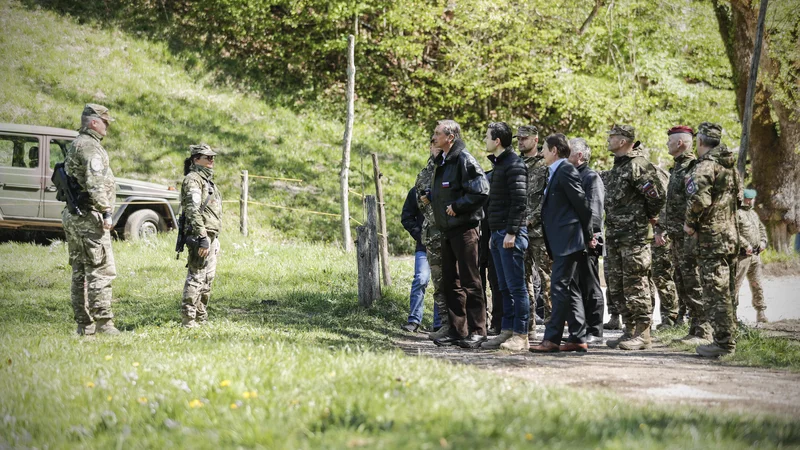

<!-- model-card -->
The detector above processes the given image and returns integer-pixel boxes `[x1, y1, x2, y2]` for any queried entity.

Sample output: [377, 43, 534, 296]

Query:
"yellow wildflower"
[104, 355, 113, 361]
[137, 397, 147, 404]
[85, 381, 95, 388]
[220, 380, 231, 387]
[189, 399, 203, 408]
[230, 403, 238, 409]
[525, 433, 533, 441]
[132, 362, 140, 367]
[107, 396, 113, 401]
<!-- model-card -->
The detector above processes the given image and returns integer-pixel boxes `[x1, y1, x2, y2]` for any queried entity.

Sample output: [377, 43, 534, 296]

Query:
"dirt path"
[395, 327, 800, 418]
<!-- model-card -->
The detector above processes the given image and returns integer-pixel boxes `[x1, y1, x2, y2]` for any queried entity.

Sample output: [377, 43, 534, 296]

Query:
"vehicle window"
[50, 139, 72, 169]
[0, 134, 40, 168]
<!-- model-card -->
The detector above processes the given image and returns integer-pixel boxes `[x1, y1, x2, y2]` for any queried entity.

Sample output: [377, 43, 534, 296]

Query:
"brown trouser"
[442, 226, 487, 337]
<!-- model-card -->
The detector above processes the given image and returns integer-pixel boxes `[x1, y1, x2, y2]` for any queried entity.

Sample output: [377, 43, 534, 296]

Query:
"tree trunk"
[713, 0, 800, 252]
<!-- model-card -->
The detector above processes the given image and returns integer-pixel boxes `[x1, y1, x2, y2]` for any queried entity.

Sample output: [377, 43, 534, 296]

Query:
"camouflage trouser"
[735, 254, 766, 312]
[699, 254, 737, 351]
[650, 238, 678, 323]
[182, 236, 220, 322]
[677, 234, 712, 338]
[62, 209, 116, 325]
[605, 239, 652, 327]
[528, 237, 552, 320]
[426, 236, 449, 326]
[523, 245, 541, 331]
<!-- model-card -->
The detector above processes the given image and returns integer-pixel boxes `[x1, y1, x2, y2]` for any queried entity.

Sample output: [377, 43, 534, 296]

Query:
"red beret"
[668, 125, 694, 135]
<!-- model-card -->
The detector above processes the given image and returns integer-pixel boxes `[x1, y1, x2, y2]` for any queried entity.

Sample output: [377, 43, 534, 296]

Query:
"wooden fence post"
[240, 170, 248, 236]
[339, 34, 356, 252]
[357, 195, 380, 307]
[371, 153, 391, 287]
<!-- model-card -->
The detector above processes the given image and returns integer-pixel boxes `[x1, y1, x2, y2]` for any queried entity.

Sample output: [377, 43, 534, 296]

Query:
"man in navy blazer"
[530, 133, 594, 353]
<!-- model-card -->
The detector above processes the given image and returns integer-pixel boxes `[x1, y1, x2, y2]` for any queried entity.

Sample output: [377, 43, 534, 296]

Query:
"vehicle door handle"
[45, 186, 57, 192]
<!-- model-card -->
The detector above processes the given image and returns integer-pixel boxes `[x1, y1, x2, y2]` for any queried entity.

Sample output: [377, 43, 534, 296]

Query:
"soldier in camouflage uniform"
[650, 164, 678, 328]
[655, 126, 710, 343]
[685, 122, 741, 357]
[417, 141, 451, 341]
[735, 189, 768, 323]
[517, 125, 551, 327]
[602, 125, 666, 351]
[180, 144, 223, 328]
[62, 104, 120, 336]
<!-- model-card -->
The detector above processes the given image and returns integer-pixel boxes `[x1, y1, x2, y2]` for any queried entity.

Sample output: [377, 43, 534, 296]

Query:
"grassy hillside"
[0, 0, 432, 253]
[2, 235, 800, 448]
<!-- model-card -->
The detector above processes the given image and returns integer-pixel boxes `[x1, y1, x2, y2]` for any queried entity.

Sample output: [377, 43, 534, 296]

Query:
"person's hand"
[446, 205, 456, 217]
[649, 218, 658, 226]
[421, 194, 430, 206]
[103, 218, 113, 230]
[654, 233, 666, 247]
[198, 247, 210, 257]
[503, 233, 516, 248]
[589, 237, 598, 249]
[759, 243, 767, 252]
[745, 245, 753, 256]
[683, 224, 695, 236]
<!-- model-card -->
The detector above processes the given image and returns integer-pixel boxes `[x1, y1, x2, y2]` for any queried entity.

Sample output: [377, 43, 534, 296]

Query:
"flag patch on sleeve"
[442, 182, 451, 188]
[685, 177, 697, 195]
[641, 181, 659, 198]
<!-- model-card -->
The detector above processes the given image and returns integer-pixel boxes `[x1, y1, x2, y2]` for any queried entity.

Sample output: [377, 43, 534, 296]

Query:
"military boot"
[606, 328, 632, 349]
[756, 310, 768, 323]
[481, 330, 513, 349]
[500, 333, 529, 352]
[696, 343, 734, 357]
[428, 323, 451, 341]
[656, 318, 675, 331]
[96, 319, 120, 335]
[77, 323, 96, 336]
[182, 317, 199, 329]
[618, 323, 652, 350]
[604, 314, 621, 330]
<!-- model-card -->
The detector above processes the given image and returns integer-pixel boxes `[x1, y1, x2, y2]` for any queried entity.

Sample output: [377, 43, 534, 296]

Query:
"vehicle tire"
[124, 209, 166, 240]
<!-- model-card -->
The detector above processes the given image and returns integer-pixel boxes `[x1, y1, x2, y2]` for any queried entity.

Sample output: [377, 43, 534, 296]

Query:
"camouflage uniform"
[62, 104, 118, 333]
[649, 165, 678, 324]
[655, 146, 709, 338]
[520, 135, 551, 321]
[415, 157, 449, 328]
[685, 123, 741, 353]
[603, 126, 666, 337]
[181, 145, 223, 325]
[735, 197, 767, 314]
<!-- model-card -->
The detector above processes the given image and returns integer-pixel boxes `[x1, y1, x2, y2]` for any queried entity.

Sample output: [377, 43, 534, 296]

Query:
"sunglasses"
[201, 155, 215, 161]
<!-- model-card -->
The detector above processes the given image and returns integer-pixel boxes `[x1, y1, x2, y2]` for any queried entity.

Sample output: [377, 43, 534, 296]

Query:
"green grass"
[3, 233, 800, 448]
[655, 324, 800, 371]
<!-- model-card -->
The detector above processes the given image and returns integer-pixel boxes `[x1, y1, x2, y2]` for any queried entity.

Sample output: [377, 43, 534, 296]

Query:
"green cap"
[514, 125, 538, 138]
[607, 124, 635, 140]
[697, 122, 722, 140]
[82, 103, 115, 122]
[743, 189, 757, 199]
[190, 143, 217, 156]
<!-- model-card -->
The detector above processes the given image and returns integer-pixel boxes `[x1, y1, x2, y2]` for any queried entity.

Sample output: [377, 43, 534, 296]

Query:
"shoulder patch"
[685, 177, 698, 195]
[90, 156, 104, 173]
[641, 181, 659, 199]
[191, 192, 201, 205]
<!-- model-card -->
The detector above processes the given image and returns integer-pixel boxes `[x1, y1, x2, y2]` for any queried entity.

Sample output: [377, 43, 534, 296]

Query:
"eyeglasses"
[201, 155, 215, 161]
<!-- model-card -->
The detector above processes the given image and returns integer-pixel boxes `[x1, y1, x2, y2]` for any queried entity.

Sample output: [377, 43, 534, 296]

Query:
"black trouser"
[442, 226, 487, 337]
[479, 227, 502, 330]
[579, 253, 605, 337]
[543, 250, 587, 344]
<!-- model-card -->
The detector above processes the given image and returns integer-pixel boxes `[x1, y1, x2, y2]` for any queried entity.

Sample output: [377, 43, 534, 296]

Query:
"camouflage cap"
[607, 124, 635, 140]
[667, 125, 694, 136]
[82, 103, 115, 122]
[513, 125, 539, 138]
[697, 122, 722, 140]
[743, 189, 757, 199]
[190, 143, 217, 156]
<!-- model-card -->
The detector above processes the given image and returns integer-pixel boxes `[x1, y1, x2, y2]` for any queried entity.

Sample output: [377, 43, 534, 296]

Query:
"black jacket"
[542, 161, 592, 258]
[487, 147, 527, 234]
[401, 187, 426, 253]
[576, 162, 605, 255]
[431, 139, 489, 236]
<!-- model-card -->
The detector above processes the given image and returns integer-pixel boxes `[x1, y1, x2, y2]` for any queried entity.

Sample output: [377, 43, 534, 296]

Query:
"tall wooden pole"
[357, 195, 380, 307]
[738, 0, 769, 178]
[371, 152, 391, 287]
[240, 170, 248, 236]
[340, 35, 356, 252]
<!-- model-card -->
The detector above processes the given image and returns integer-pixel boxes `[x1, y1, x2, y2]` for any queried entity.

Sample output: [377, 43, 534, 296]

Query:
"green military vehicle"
[0, 123, 180, 240]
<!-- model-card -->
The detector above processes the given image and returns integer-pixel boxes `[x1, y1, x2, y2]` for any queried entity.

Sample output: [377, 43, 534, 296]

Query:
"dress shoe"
[400, 322, 419, 333]
[559, 342, 588, 352]
[696, 343, 734, 358]
[584, 334, 603, 345]
[529, 340, 560, 353]
[487, 326, 502, 337]
[433, 333, 463, 346]
[457, 333, 487, 349]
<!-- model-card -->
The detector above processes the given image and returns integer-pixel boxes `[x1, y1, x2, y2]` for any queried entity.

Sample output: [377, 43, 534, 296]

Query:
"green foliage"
[2, 235, 800, 448]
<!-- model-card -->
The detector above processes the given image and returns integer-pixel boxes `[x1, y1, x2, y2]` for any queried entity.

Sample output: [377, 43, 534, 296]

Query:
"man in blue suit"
[530, 133, 594, 353]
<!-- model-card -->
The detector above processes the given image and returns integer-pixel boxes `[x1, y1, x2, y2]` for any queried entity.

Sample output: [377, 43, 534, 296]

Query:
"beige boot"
[606, 327, 632, 349]
[500, 333, 529, 351]
[618, 323, 652, 350]
[481, 330, 513, 349]
[428, 324, 451, 340]
[96, 319, 120, 335]
[77, 323, 96, 336]
[182, 317, 199, 329]
[756, 310, 768, 323]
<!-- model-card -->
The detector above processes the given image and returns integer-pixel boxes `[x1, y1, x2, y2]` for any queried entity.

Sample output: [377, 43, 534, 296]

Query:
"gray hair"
[569, 137, 592, 162]
[437, 119, 461, 140]
[80, 115, 95, 129]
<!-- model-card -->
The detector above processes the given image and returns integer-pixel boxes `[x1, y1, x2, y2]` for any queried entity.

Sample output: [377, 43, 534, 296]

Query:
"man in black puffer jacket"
[481, 122, 530, 352]
[430, 120, 490, 348]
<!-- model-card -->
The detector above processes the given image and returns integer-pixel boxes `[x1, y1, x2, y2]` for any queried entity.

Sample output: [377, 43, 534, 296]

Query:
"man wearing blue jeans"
[481, 122, 530, 351]
[401, 186, 440, 332]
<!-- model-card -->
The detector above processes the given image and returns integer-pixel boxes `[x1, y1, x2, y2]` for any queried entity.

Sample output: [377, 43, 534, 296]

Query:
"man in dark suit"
[568, 138, 606, 343]
[530, 134, 594, 353]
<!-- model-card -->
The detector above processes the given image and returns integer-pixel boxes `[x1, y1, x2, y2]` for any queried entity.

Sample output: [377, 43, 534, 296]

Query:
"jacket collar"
[487, 146, 514, 165]
[78, 128, 104, 142]
[437, 139, 466, 165]
[191, 164, 214, 181]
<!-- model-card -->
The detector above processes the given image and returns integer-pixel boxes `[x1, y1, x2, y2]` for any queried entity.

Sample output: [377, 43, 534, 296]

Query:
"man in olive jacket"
[430, 120, 490, 348]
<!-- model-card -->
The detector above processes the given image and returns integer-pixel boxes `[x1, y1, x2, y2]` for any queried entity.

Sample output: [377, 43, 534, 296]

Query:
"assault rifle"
[51, 162, 86, 217]
[175, 182, 215, 259]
